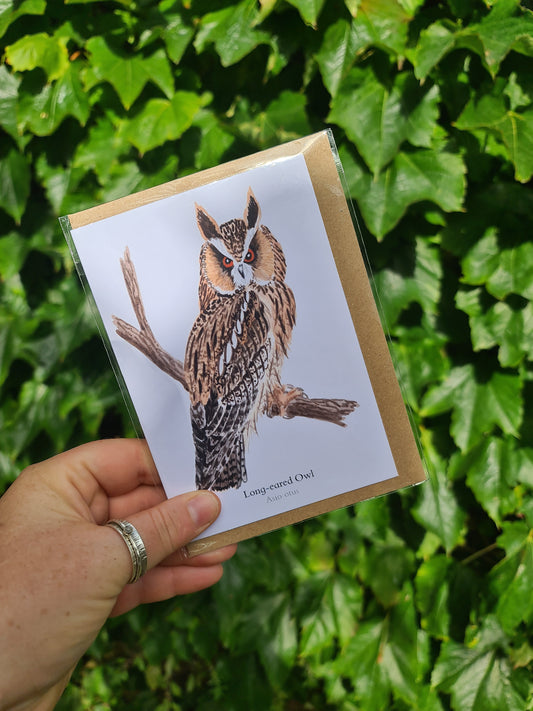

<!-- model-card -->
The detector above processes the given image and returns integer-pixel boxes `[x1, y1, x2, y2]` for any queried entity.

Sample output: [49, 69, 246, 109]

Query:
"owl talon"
[267, 385, 304, 419]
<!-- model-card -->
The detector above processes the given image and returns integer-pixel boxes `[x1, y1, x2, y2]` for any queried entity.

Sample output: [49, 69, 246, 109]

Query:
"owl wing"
[185, 291, 271, 491]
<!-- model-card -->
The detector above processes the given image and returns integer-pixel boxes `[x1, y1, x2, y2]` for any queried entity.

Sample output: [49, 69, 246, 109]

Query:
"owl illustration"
[184, 188, 298, 491]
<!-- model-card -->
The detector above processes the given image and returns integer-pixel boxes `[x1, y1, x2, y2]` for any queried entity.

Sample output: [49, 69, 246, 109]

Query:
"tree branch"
[113, 248, 358, 426]
[272, 396, 358, 427]
[112, 247, 187, 388]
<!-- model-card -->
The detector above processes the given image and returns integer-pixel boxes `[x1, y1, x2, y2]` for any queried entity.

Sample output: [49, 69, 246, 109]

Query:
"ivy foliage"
[1, 0, 533, 708]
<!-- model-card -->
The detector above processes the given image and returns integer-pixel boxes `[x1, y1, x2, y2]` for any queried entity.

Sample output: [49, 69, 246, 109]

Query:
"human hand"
[0, 439, 236, 711]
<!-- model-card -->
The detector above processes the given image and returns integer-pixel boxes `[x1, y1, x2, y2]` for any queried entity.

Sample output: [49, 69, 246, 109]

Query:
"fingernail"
[187, 492, 220, 528]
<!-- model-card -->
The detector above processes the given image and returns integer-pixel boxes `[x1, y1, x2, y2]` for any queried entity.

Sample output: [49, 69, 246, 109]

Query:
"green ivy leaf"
[363, 545, 414, 608]
[122, 91, 205, 153]
[352, 495, 392, 542]
[456, 288, 533, 367]
[194, 0, 271, 67]
[397, 0, 425, 14]
[97, 161, 148, 203]
[73, 117, 131, 182]
[490, 521, 533, 634]
[333, 619, 390, 710]
[304, 529, 336, 573]
[84, 38, 174, 110]
[191, 111, 235, 170]
[264, 33, 291, 77]
[412, 431, 467, 553]
[0, 148, 31, 224]
[315, 19, 360, 97]
[285, 0, 326, 27]
[347, 0, 413, 57]
[0, 320, 15, 389]
[432, 617, 526, 711]
[260, 593, 298, 685]
[334, 590, 419, 708]
[462, 1, 533, 78]
[34, 155, 87, 215]
[17, 63, 90, 136]
[373, 239, 443, 325]
[409, 20, 457, 79]
[504, 71, 532, 112]
[160, 11, 194, 64]
[484, 244, 533, 301]
[99, 154, 179, 202]
[442, 184, 533, 259]
[0, 273, 33, 328]
[465, 437, 521, 526]
[461, 230, 533, 300]
[411, 4, 533, 80]
[0, 232, 29, 281]
[227, 592, 298, 687]
[0, 0, 45, 39]
[390, 327, 449, 408]
[259, 90, 310, 144]
[213, 655, 273, 709]
[2, 368, 97, 459]
[341, 145, 466, 238]
[421, 364, 523, 452]
[298, 573, 363, 656]
[515, 448, 533, 490]
[455, 88, 533, 183]
[5, 32, 69, 81]
[415, 556, 453, 639]
[330, 70, 440, 175]
[0, 66, 20, 142]
[231, 91, 310, 148]
[460, 227, 500, 286]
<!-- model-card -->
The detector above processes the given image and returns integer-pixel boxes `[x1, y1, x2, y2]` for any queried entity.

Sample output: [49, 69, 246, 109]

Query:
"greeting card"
[61, 131, 426, 554]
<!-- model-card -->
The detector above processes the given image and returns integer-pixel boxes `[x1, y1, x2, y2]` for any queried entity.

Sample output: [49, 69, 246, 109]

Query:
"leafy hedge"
[1, 0, 533, 708]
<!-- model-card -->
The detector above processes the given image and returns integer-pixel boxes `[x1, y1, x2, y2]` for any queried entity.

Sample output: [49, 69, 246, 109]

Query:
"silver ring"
[106, 519, 148, 584]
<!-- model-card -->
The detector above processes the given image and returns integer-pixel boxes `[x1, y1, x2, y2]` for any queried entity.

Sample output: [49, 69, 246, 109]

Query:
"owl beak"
[238, 264, 246, 279]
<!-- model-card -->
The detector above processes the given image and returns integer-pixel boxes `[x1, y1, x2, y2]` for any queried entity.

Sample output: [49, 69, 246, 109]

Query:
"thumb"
[107, 490, 221, 579]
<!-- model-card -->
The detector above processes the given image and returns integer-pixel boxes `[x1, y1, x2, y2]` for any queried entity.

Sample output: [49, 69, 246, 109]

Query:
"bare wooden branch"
[114, 248, 358, 426]
[113, 247, 187, 388]
[273, 396, 358, 427]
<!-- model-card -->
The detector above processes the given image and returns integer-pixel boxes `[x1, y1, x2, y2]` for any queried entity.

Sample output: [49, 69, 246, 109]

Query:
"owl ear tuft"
[196, 203, 221, 242]
[244, 188, 261, 231]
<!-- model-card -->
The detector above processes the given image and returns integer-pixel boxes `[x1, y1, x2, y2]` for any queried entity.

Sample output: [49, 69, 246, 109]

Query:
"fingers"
[109, 563, 225, 616]
[82, 438, 160, 494]
[47, 439, 231, 610]
[56, 438, 161, 497]
[106, 515, 236, 616]
[107, 484, 167, 520]
[109, 490, 221, 577]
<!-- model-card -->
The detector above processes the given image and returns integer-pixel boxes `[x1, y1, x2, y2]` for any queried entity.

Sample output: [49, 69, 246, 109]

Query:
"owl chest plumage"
[185, 281, 294, 415]
[185, 281, 294, 491]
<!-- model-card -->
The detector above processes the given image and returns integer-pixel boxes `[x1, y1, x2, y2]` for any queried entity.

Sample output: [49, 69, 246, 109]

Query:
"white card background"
[70, 153, 397, 539]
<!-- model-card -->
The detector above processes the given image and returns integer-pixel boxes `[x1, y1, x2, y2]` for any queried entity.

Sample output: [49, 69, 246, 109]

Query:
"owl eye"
[222, 256, 234, 269]
[244, 248, 255, 263]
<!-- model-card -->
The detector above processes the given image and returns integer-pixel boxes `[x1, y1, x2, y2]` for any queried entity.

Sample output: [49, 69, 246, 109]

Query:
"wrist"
[0, 673, 70, 711]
